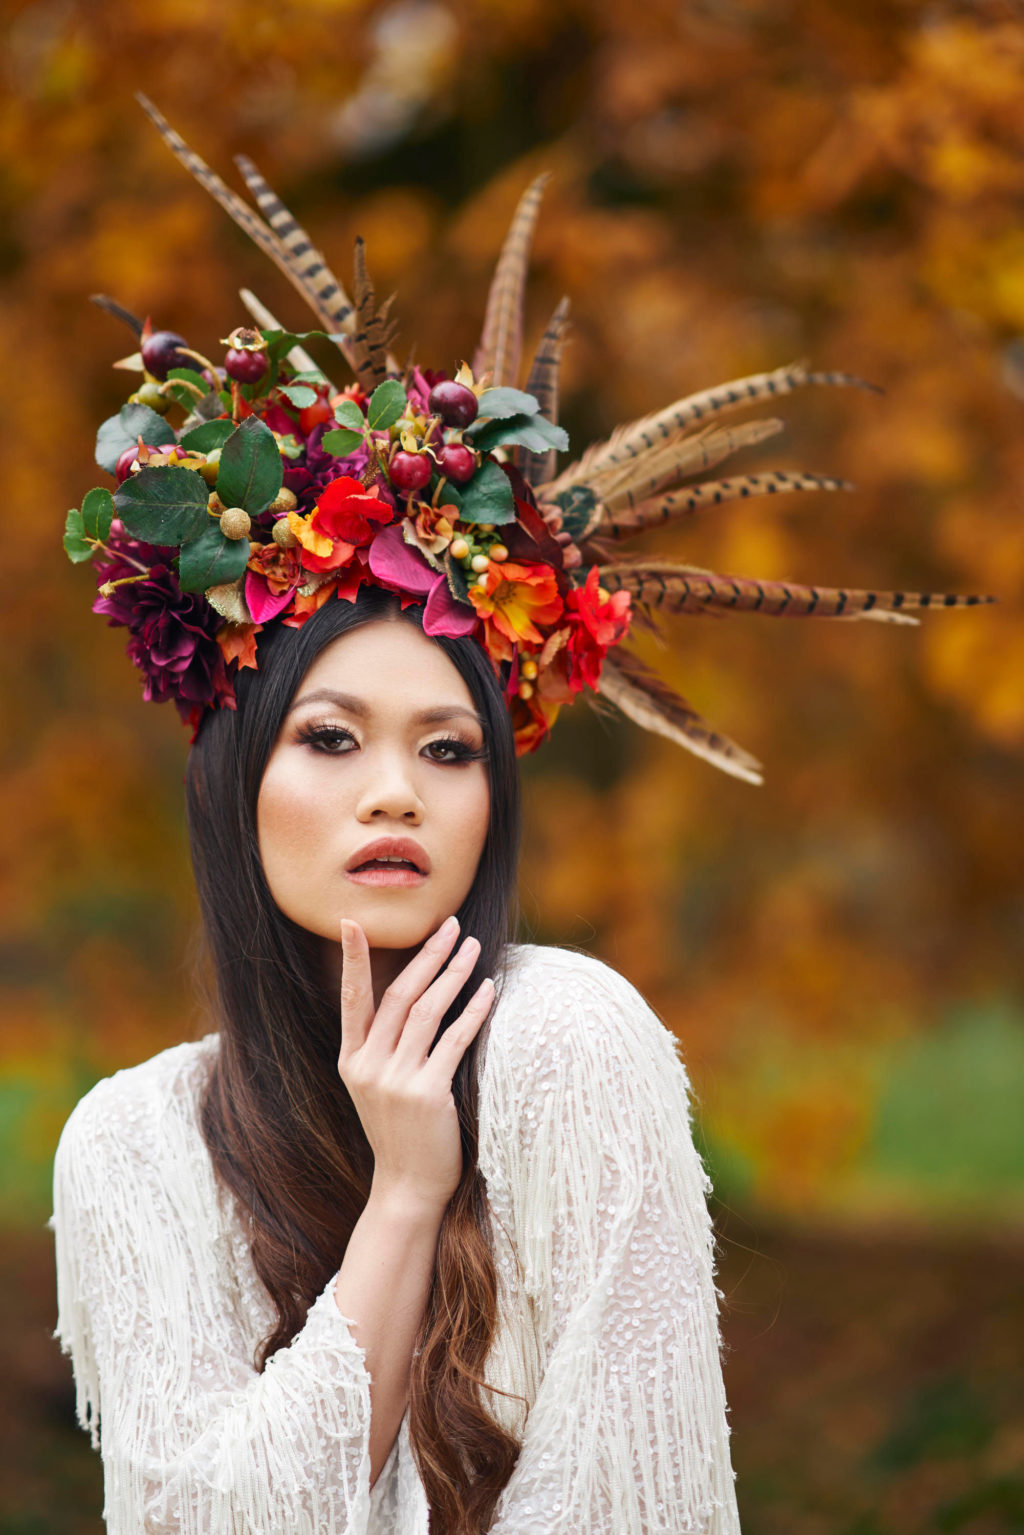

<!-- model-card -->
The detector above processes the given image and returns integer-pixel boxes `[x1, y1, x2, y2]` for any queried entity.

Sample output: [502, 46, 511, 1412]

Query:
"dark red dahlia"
[92, 524, 234, 724]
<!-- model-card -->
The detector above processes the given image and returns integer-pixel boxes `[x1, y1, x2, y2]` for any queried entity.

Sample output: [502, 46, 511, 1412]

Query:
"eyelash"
[295, 720, 487, 765]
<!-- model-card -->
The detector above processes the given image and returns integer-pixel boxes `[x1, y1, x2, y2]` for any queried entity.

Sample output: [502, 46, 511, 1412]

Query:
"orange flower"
[510, 692, 562, 755]
[467, 560, 564, 659]
[287, 476, 394, 573]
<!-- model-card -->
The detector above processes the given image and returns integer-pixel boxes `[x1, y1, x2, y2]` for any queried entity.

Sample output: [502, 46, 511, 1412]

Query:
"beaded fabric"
[50, 943, 740, 1534]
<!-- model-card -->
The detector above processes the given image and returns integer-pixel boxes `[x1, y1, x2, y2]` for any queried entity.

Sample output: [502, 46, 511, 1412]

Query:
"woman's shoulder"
[495, 940, 687, 1077]
[55, 1033, 220, 1171]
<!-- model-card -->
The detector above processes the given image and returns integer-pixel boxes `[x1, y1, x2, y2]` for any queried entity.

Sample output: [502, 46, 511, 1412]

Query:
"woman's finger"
[421, 975, 496, 1081]
[338, 919, 375, 1058]
[391, 934, 482, 1065]
[364, 914, 461, 1055]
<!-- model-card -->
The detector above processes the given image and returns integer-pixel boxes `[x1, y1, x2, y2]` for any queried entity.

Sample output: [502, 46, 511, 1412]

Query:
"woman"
[51, 581, 741, 1533]
[51, 96, 991, 1535]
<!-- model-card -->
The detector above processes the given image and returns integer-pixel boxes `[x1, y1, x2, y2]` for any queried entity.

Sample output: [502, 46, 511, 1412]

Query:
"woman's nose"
[354, 753, 425, 822]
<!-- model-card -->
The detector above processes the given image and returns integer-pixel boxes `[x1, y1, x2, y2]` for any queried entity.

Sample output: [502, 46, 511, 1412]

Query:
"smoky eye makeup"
[294, 716, 487, 763]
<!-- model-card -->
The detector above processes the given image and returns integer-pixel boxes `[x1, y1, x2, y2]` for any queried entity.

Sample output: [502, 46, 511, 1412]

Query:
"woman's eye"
[425, 737, 471, 763]
[297, 724, 355, 753]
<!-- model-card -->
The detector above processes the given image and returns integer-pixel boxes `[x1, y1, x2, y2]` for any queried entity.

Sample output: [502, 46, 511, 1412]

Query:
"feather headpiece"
[65, 94, 997, 781]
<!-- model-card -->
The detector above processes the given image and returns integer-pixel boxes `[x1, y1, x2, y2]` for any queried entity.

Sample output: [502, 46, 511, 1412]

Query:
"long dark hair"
[184, 583, 525, 1533]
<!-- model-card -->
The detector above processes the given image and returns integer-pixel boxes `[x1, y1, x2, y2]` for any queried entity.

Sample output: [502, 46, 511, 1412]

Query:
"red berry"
[140, 330, 190, 381]
[436, 443, 477, 483]
[428, 381, 479, 429]
[389, 451, 432, 491]
[115, 444, 152, 483]
[224, 348, 268, 385]
[298, 394, 335, 436]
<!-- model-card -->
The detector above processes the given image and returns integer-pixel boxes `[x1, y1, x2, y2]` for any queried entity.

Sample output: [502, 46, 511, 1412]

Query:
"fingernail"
[443, 915, 459, 933]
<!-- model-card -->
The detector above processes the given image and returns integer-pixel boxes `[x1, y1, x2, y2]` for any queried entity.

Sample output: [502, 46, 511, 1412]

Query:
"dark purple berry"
[224, 347, 269, 385]
[428, 380, 479, 429]
[436, 443, 476, 483]
[140, 329, 190, 381]
[389, 451, 432, 491]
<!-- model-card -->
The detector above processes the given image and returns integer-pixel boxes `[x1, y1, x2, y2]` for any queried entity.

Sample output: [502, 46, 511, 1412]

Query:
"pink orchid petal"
[367, 522, 437, 594]
[423, 575, 480, 637]
[245, 571, 299, 623]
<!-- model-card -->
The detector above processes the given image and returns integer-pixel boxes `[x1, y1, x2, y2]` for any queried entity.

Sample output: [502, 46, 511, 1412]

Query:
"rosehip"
[389, 451, 432, 492]
[428, 381, 479, 429]
[298, 395, 335, 436]
[220, 508, 252, 540]
[140, 329, 190, 381]
[115, 446, 139, 483]
[436, 443, 476, 483]
[132, 381, 171, 414]
[224, 348, 269, 385]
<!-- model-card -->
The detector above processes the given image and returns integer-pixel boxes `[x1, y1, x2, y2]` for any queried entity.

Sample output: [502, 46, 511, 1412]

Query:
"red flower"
[289, 476, 394, 573]
[564, 567, 632, 691]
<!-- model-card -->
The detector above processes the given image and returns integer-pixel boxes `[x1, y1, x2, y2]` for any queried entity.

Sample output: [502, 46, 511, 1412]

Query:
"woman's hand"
[336, 915, 494, 1215]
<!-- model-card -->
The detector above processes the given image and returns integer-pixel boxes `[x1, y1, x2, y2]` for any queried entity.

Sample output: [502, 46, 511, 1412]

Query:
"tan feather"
[598, 471, 854, 539]
[135, 93, 364, 376]
[514, 295, 571, 487]
[349, 237, 400, 391]
[471, 172, 551, 387]
[593, 418, 786, 513]
[546, 359, 880, 497]
[595, 560, 999, 623]
[594, 647, 764, 784]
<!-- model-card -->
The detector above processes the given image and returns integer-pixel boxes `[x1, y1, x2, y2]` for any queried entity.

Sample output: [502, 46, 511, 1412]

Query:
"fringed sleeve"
[478, 947, 742, 1534]
[49, 1047, 376, 1535]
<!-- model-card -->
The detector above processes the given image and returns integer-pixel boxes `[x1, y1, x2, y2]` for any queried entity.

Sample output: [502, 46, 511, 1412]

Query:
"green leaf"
[456, 458, 516, 525]
[321, 428, 364, 457]
[216, 416, 283, 514]
[277, 383, 319, 409]
[286, 368, 332, 385]
[164, 366, 210, 409]
[81, 487, 114, 541]
[63, 508, 93, 563]
[95, 403, 176, 475]
[178, 524, 251, 593]
[259, 327, 350, 363]
[113, 466, 210, 544]
[180, 419, 236, 452]
[475, 387, 539, 422]
[442, 546, 471, 604]
[366, 378, 407, 431]
[334, 398, 367, 431]
[467, 413, 569, 455]
[277, 434, 304, 461]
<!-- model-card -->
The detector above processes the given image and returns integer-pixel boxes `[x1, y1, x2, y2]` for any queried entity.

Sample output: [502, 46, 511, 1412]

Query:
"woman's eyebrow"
[288, 687, 484, 728]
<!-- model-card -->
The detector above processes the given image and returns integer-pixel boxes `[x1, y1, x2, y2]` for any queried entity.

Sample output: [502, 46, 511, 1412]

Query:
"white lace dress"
[50, 940, 741, 1533]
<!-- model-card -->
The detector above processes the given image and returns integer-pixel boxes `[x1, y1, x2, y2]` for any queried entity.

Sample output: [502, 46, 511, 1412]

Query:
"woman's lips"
[345, 865, 428, 887]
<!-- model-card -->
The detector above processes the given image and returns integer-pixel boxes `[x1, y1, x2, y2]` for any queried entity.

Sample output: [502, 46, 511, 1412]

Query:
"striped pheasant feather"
[515, 295, 571, 487]
[472, 172, 551, 387]
[135, 93, 362, 374]
[592, 417, 786, 512]
[348, 237, 399, 390]
[594, 647, 764, 784]
[594, 560, 998, 623]
[542, 360, 879, 498]
[597, 471, 855, 540]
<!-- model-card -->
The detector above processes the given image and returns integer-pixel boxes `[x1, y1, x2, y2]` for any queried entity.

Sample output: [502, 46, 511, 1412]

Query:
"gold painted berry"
[220, 508, 252, 540]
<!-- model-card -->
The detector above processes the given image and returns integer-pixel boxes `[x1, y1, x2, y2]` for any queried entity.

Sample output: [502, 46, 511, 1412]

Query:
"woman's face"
[257, 618, 491, 980]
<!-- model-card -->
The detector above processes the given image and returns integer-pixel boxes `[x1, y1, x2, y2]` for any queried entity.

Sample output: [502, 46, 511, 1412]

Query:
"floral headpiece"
[65, 94, 996, 781]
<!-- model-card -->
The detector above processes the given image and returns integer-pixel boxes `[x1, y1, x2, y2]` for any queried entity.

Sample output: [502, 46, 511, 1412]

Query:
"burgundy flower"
[93, 523, 234, 724]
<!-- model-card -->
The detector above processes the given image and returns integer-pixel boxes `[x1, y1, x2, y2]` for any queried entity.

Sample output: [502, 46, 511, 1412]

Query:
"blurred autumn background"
[2, 0, 1023, 1528]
